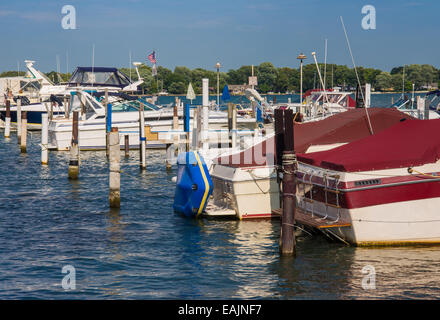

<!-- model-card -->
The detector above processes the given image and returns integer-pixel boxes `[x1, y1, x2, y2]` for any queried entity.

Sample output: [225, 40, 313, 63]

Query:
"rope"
[408, 168, 439, 179]
[340, 16, 374, 136]
[247, 169, 272, 194]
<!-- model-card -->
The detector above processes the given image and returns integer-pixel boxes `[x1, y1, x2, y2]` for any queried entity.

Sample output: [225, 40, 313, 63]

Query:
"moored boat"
[204, 108, 416, 219]
[295, 118, 440, 245]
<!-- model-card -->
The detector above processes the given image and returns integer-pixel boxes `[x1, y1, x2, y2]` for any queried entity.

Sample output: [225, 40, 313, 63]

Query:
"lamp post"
[297, 53, 307, 105]
[215, 62, 221, 106]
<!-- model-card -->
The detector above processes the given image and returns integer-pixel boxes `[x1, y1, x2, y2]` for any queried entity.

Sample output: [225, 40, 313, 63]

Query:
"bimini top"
[297, 118, 440, 172]
[215, 108, 415, 168]
[68, 67, 132, 88]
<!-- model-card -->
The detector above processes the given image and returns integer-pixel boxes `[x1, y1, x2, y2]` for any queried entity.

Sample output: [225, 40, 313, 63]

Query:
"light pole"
[297, 53, 307, 105]
[215, 62, 221, 106]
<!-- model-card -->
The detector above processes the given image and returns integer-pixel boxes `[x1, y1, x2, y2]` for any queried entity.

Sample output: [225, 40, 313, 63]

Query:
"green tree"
[0, 71, 26, 78]
[375, 72, 392, 91]
[256, 62, 278, 93]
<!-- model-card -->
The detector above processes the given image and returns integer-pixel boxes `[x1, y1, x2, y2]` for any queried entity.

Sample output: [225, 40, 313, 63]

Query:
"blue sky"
[0, 0, 437, 73]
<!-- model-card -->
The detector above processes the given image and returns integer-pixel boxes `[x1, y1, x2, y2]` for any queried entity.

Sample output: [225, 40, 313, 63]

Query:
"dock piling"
[17, 99, 21, 144]
[184, 103, 190, 152]
[173, 104, 179, 156]
[4, 100, 11, 138]
[139, 103, 146, 170]
[275, 108, 297, 256]
[109, 127, 121, 208]
[232, 104, 237, 148]
[106, 101, 112, 158]
[124, 135, 129, 158]
[68, 111, 80, 180]
[166, 143, 173, 170]
[20, 111, 27, 153]
[41, 113, 49, 165]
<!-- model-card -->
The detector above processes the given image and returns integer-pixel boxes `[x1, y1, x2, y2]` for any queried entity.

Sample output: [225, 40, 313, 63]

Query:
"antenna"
[402, 65, 405, 99]
[129, 50, 132, 82]
[340, 16, 374, 135]
[133, 62, 142, 80]
[311, 52, 329, 103]
[66, 50, 69, 75]
[92, 44, 95, 86]
[324, 38, 327, 90]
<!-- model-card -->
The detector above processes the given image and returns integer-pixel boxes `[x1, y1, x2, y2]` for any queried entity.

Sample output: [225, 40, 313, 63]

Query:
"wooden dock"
[272, 208, 351, 229]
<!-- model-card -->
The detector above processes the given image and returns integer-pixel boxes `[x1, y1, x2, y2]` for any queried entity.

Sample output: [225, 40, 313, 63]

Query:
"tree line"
[1, 62, 439, 94]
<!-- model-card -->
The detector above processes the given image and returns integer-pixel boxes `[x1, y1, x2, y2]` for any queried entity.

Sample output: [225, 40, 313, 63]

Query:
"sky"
[0, 0, 438, 73]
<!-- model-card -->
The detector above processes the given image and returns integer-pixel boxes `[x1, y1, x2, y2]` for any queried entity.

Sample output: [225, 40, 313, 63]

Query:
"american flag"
[147, 51, 156, 64]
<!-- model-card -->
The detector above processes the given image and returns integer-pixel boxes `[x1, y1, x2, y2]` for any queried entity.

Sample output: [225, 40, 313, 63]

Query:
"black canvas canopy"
[68, 67, 132, 88]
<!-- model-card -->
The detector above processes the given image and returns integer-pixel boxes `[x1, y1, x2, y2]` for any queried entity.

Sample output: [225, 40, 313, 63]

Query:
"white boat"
[0, 61, 144, 129]
[295, 118, 440, 245]
[202, 108, 416, 219]
[48, 90, 260, 151]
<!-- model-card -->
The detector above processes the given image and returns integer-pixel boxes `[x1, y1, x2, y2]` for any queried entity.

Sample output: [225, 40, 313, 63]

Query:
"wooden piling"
[68, 111, 80, 180]
[4, 100, 11, 138]
[64, 96, 69, 118]
[184, 103, 190, 152]
[277, 109, 297, 256]
[231, 104, 237, 149]
[105, 89, 109, 157]
[17, 99, 22, 144]
[124, 135, 129, 158]
[139, 103, 146, 170]
[20, 111, 27, 153]
[173, 104, 179, 155]
[166, 143, 173, 170]
[41, 113, 49, 165]
[109, 127, 120, 208]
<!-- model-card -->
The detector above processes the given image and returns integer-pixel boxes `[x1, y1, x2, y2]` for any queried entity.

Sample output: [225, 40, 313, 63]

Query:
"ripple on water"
[1, 133, 440, 299]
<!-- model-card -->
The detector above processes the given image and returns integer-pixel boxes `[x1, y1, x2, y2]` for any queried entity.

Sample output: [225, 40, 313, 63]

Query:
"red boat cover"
[215, 108, 415, 168]
[297, 118, 440, 172]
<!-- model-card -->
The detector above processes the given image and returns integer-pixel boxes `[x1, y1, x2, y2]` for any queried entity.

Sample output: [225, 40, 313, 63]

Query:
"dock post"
[68, 111, 80, 180]
[20, 111, 27, 153]
[173, 104, 179, 156]
[231, 104, 237, 149]
[277, 109, 297, 256]
[202, 78, 209, 151]
[41, 113, 49, 165]
[124, 135, 129, 158]
[196, 105, 202, 149]
[227, 103, 232, 147]
[4, 100, 11, 138]
[64, 96, 69, 118]
[106, 102, 112, 158]
[424, 97, 430, 120]
[17, 99, 22, 144]
[139, 103, 146, 170]
[109, 127, 120, 208]
[166, 143, 173, 170]
[184, 103, 190, 152]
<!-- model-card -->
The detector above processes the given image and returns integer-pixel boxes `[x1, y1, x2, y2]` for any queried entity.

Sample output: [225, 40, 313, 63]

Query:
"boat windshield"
[111, 99, 159, 112]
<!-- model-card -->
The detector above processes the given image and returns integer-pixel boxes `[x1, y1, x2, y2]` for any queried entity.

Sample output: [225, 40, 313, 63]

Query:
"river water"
[1, 93, 439, 299]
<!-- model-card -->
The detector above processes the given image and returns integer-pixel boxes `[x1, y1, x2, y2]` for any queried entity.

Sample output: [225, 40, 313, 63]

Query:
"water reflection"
[101, 208, 127, 297]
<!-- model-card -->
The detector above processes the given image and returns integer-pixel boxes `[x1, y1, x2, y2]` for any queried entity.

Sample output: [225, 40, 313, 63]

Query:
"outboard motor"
[173, 151, 213, 218]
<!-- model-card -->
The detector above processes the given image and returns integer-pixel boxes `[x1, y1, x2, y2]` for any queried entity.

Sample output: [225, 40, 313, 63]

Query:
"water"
[152, 92, 427, 109]
[1, 94, 440, 300]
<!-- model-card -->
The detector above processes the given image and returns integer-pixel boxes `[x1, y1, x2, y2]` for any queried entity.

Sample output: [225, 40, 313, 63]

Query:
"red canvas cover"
[297, 118, 440, 172]
[216, 108, 415, 168]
